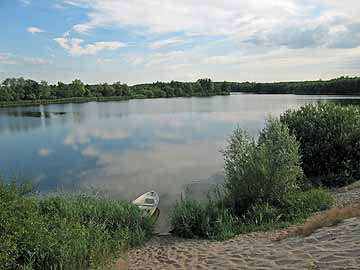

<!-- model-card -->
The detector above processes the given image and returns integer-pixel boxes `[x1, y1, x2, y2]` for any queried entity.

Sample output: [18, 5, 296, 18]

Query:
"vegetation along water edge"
[1, 102, 360, 269]
[1, 76, 360, 108]
[0, 78, 229, 108]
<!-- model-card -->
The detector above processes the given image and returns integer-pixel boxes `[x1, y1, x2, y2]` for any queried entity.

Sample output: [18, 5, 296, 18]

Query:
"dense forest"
[1, 76, 359, 106]
[223, 76, 360, 95]
[0, 78, 229, 104]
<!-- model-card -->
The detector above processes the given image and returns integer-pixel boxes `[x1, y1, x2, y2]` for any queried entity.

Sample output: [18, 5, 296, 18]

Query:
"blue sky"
[0, 0, 359, 84]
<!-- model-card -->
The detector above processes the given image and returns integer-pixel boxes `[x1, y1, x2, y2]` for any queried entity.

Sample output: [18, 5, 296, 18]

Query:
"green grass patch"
[0, 179, 154, 270]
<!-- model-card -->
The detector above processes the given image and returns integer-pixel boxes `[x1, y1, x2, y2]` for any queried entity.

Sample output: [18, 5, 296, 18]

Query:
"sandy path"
[126, 217, 360, 269]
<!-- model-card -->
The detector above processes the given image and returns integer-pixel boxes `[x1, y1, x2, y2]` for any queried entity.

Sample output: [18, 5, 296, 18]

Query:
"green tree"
[281, 103, 360, 187]
[197, 78, 214, 95]
[0, 86, 12, 102]
[39, 80, 52, 99]
[70, 79, 86, 97]
[223, 118, 303, 213]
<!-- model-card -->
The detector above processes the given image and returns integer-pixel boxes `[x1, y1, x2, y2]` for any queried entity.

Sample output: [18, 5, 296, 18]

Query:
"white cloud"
[38, 147, 52, 157]
[145, 51, 185, 67]
[64, 126, 129, 146]
[27, 27, 45, 34]
[67, 0, 300, 37]
[19, 0, 30, 6]
[54, 37, 126, 55]
[149, 38, 186, 49]
[63, 0, 360, 50]
[127, 50, 187, 68]
[0, 53, 17, 65]
[0, 53, 51, 65]
[82, 146, 99, 157]
[96, 58, 113, 64]
[24, 57, 52, 65]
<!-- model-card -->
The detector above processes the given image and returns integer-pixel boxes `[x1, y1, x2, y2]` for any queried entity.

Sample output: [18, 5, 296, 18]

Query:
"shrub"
[223, 117, 303, 214]
[170, 200, 237, 240]
[0, 179, 154, 270]
[241, 203, 283, 225]
[171, 116, 342, 241]
[280, 103, 360, 187]
[282, 189, 335, 220]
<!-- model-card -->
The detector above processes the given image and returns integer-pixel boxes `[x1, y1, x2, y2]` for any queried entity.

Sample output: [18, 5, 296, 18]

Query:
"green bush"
[0, 180, 154, 270]
[281, 103, 360, 187]
[171, 116, 340, 240]
[170, 200, 237, 240]
[241, 203, 283, 225]
[282, 189, 335, 220]
[223, 117, 303, 214]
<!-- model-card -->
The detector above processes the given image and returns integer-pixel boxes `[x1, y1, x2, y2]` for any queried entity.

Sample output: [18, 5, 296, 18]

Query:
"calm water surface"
[1, 94, 359, 230]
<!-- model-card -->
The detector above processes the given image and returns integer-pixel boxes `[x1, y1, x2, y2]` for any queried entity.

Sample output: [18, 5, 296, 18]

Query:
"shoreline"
[0, 93, 230, 108]
[2, 92, 360, 109]
[118, 182, 360, 270]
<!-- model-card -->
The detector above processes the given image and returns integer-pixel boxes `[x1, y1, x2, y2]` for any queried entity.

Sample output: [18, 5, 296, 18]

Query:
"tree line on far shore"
[0, 78, 230, 103]
[1, 76, 359, 104]
[225, 76, 360, 95]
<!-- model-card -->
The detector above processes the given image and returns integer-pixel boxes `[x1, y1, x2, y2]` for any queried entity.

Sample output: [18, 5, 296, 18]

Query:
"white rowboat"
[132, 191, 159, 217]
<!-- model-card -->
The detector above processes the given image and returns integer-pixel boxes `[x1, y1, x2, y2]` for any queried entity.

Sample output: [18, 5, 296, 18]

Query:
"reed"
[0, 179, 154, 270]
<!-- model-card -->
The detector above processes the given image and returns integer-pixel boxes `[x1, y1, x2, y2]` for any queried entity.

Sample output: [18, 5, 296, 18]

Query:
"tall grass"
[0, 179, 154, 270]
[170, 199, 237, 240]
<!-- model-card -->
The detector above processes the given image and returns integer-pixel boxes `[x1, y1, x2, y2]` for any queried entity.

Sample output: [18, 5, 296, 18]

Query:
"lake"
[1, 94, 359, 231]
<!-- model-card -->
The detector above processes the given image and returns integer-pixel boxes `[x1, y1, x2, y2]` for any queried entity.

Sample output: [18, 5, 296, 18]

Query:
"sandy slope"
[113, 182, 360, 270]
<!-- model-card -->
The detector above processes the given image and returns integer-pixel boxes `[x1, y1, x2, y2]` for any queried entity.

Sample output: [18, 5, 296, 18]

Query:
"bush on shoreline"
[170, 117, 335, 240]
[0, 179, 154, 270]
[281, 103, 360, 187]
[171, 188, 335, 240]
[223, 118, 303, 214]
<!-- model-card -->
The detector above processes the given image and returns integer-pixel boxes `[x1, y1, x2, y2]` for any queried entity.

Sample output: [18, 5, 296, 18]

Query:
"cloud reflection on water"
[3, 95, 360, 230]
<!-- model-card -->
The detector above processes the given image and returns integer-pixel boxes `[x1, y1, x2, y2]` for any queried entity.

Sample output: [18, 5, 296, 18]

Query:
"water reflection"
[0, 94, 360, 231]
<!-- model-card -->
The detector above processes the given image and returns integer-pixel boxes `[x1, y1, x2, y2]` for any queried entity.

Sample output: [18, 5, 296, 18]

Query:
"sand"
[114, 182, 360, 270]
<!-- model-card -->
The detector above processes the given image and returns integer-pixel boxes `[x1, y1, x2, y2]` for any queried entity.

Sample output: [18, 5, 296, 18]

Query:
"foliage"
[0, 179, 154, 270]
[170, 189, 334, 240]
[0, 77, 229, 106]
[1, 76, 359, 106]
[226, 76, 360, 95]
[170, 199, 237, 240]
[280, 103, 360, 187]
[282, 189, 336, 220]
[171, 117, 337, 240]
[241, 203, 283, 226]
[223, 117, 303, 214]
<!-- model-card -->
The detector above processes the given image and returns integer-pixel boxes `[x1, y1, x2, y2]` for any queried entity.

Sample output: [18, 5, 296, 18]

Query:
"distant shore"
[0, 92, 230, 108]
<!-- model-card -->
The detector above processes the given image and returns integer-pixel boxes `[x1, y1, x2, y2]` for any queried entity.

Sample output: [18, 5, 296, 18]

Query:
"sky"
[0, 0, 359, 85]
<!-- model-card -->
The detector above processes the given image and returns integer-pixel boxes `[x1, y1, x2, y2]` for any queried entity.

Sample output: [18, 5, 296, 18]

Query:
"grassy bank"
[0, 180, 154, 270]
